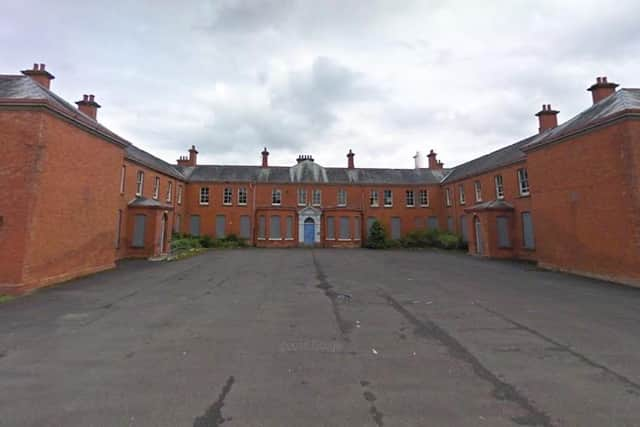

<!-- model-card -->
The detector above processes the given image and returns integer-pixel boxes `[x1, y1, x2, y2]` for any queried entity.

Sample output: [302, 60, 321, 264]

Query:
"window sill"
[238, 203, 247, 206]
[518, 194, 531, 199]
[272, 203, 281, 206]
[223, 203, 232, 206]
[199, 203, 209, 206]
[420, 205, 429, 208]
[383, 205, 393, 208]
[370, 204, 379, 208]
[257, 237, 266, 240]
[312, 204, 322, 207]
[338, 238, 351, 241]
[326, 238, 335, 241]
[337, 205, 347, 207]
[285, 238, 294, 241]
[406, 205, 415, 208]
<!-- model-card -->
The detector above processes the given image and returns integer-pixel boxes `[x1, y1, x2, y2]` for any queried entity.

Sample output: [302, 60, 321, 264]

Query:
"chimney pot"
[261, 147, 269, 167]
[347, 149, 355, 169]
[587, 76, 619, 104]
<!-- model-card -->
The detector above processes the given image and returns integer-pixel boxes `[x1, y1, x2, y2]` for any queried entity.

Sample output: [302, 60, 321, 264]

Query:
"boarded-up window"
[447, 216, 454, 233]
[175, 214, 181, 233]
[258, 215, 266, 239]
[460, 215, 468, 242]
[327, 217, 335, 239]
[354, 216, 361, 240]
[190, 215, 200, 236]
[428, 216, 439, 231]
[133, 214, 146, 248]
[216, 215, 226, 238]
[497, 216, 511, 248]
[339, 217, 350, 239]
[522, 212, 535, 249]
[270, 216, 281, 239]
[240, 215, 251, 239]
[286, 216, 293, 239]
[414, 217, 425, 229]
[115, 210, 122, 249]
[391, 217, 401, 240]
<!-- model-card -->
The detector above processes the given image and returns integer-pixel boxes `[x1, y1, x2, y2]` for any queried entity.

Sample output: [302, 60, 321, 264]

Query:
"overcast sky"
[2, 0, 639, 168]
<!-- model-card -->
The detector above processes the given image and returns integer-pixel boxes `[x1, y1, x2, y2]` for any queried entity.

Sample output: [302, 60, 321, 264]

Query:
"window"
[270, 216, 281, 239]
[216, 215, 226, 238]
[223, 187, 233, 205]
[135, 170, 144, 196]
[383, 189, 393, 207]
[258, 215, 266, 239]
[199, 187, 210, 205]
[445, 188, 452, 207]
[370, 190, 379, 207]
[428, 216, 439, 230]
[354, 216, 361, 240]
[337, 189, 347, 206]
[447, 216, 454, 232]
[240, 215, 251, 239]
[298, 188, 307, 206]
[120, 165, 126, 194]
[460, 215, 468, 242]
[190, 215, 200, 236]
[522, 212, 535, 249]
[391, 217, 401, 239]
[419, 190, 429, 207]
[327, 217, 335, 240]
[272, 188, 281, 205]
[312, 189, 321, 206]
[406, 190, 415, 207]
[115, 209, 122, 249]
[153, 176, 160, 199]
[286, 216, 293, 239]
[474, 181, 482, 202]
[238, 187, 247, 205]
[497, 216, 511, 248]
[339, 217, 350, 240]
[458, 185, 465, 205]
[132, 214, 146, 248]
[518, 168, 530, 196]
[166, 181, 173, 202]
[414, 217, 425, 229]
[177, 186, 183, 204]
[495, 175, 504, 199]
[175, 214, 181, 233]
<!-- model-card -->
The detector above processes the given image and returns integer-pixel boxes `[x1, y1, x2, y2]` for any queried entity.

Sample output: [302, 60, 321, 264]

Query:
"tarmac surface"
[1, 248, 639, 426]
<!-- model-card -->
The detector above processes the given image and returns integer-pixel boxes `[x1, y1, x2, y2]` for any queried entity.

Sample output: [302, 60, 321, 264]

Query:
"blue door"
[304, 218, 315, 245]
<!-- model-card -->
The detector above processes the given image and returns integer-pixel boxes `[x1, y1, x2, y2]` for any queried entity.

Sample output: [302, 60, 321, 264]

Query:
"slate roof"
[128, 197, 173, 209]
[125, 145, 185, 180]
[464, 200, 515, 212]
[185, 161, 448, 184]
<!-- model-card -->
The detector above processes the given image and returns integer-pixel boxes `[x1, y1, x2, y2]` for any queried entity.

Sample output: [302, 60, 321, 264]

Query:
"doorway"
[304, 217, 315, 246]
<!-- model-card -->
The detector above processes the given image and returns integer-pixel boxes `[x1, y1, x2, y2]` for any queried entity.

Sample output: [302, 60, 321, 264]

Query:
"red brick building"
[1, 64, 638, 293]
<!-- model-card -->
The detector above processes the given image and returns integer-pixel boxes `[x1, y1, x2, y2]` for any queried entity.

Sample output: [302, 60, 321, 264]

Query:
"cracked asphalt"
[1, 249, 639, 426]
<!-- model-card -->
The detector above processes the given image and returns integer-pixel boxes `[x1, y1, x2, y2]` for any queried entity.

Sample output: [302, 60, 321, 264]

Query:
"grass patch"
[366, 220, 468, 251]
[168, 233, 248, 261]
[0, 295, 15, 304]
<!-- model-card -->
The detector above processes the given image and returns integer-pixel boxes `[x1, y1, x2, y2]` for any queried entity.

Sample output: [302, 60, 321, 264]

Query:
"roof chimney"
[75, 94, 101, 120]
[347, 149, 355, 169]
[296, 154, 314, 163]
[177, 145, 198, 167]
[21, 63, 55, 89]
[427, 149, 443, 170]
[261, 147, 269, 168]
[587, 76, 618, 104]
[535, 104, 559, 133]
[413, 151, 425, 169]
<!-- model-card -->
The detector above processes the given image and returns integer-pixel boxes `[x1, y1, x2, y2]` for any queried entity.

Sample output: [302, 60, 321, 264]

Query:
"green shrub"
[171, 237, 202, 251]
[366, 220, 388, 249]
[435, 232, 460, 249]
[199, 235, 214, 248]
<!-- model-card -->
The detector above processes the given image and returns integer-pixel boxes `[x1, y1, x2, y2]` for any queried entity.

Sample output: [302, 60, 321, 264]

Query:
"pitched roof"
[464, 200, 514, 212]
[185, 160, 448, 185]
[125, 145, 185, 180]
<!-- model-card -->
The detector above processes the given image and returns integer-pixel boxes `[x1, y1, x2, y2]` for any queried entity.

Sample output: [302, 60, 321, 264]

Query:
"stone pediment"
[298, 206, 322, 216]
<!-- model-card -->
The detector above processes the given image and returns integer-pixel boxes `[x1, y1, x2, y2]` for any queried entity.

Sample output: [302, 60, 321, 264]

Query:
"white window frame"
[177, 185, 183, 205]
[120, 165, 126, 194]
[518, 168, 530, 196]
[223, 187, 233, 205]
[383, 189, 393, 207]
[406, 190, 415, 207]
[495, 175, 505, 200]
[474, 181, 482, 202]
[419, 189, 429, 207]
[445, 188, 452, 207]
[152, 176, 160, 200]
[135, 170, 144, 197]
[238, 187, 247, 205]
[370, 190, 379, 207]
[312, 189, 321, 206]
[298, 188, 307, 206]
[458, 184, 465, 205]
[272, 188, 282, 206]
[337, 189, 347, 207]
[200, 187, 210, 205]
[167, 181, 173, 203]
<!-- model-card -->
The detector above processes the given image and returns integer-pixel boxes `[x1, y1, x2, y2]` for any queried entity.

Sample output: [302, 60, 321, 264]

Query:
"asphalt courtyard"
[1, 249, 639, 427]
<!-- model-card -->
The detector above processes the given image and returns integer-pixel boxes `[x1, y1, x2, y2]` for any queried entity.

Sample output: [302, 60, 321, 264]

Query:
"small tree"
[366, 220, 388, 249]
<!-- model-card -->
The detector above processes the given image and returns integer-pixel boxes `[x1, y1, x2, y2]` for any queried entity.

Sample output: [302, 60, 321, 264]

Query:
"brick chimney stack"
[535, 104, 559, 133]
[177, 145, 198, 167]
[261, 147, 269, 167]
[21, 63, 55, 89]
[75, 94, 101, 120]
[427, 149, 443, 170]
[347, 149, 355, 169]
[587, 76, 618, 104]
